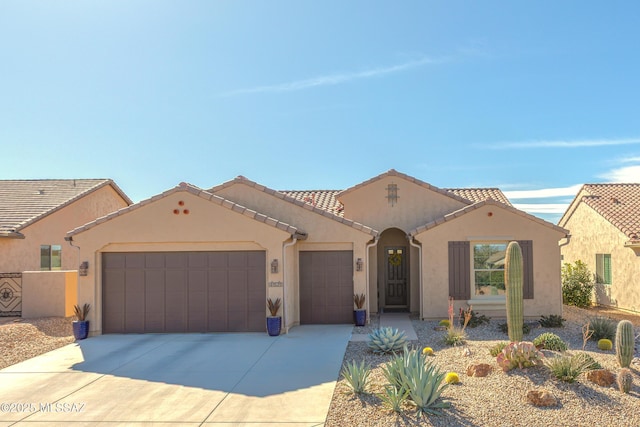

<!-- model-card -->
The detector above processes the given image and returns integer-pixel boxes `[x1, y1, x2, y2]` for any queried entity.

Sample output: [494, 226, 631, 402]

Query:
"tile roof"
[576, 184, 640, 240]
[68, 182, 304, 239]
[0, 179, 132, 236]
[444, 188, 512, 206]
[210, 177, 378, 236]
[281, 188, 512, 216]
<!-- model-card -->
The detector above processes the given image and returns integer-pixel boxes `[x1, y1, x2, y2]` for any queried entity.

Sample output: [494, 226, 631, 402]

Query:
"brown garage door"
[299, 251, 353, 324]
[102, 251, 265, 333]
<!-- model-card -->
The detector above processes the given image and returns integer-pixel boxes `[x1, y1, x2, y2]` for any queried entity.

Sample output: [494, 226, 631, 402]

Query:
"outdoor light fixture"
[271, 259, 279, 274]
[356, 258, 363, 272]
[79, 261, 89, 276]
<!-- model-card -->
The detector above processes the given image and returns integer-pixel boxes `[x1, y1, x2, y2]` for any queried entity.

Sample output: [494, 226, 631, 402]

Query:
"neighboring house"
[66, 170, 568, 335]
[558, 183, 640, 314]
[0, 179, 132, 316]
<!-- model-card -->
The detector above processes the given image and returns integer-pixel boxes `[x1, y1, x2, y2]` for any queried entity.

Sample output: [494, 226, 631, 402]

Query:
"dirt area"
[580, 305, 640, 326]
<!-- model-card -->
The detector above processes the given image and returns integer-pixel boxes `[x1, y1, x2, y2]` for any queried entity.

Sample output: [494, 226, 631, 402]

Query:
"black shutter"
[518, 240, 534, 299]
[448, 241, 470, 300]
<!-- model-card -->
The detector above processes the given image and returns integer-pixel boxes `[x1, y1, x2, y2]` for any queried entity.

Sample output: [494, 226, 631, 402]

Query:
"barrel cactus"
[505, 241, 524, 342]
[615, 320, 635, 368]
[368, 327, 407, 354]
[597, 338, 613, 351]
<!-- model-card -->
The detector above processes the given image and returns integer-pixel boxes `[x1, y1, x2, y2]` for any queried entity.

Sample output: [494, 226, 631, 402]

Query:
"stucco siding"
[0, 185, 129, 272]
[338, 176, 468, 233]
[415, 204, 564, 319]
[561, 203, 640, 313]
[71, 191, 293, 334]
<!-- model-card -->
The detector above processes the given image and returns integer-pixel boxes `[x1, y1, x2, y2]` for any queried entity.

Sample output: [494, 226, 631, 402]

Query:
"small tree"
[561, 260, 594, 308]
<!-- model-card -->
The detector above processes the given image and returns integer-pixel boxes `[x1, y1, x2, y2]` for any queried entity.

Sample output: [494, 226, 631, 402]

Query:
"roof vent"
[38, 189, 44, 195]
[612, 197, 620, 204]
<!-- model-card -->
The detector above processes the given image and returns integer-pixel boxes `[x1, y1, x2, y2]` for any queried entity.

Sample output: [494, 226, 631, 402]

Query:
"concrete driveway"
[0, 324, 352, 426]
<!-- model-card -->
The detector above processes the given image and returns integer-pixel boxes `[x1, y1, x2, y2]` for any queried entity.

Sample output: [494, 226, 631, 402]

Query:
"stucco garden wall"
[22, 271, 77, 318]
[415, 204, 565, 319]
[561, 203, 640, 313]
[0, 185, 129, 273]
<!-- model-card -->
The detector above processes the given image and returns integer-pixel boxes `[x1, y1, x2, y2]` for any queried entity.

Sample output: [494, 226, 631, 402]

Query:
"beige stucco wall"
[22, 271, 77, 318]
[561, 203, 640, 313]
[215, 183, 375, 321]
[0, 185, 129, 273]
[70, 190, 296, 335]
[338, 176, 468, 233]
[415, 204, 566, 319]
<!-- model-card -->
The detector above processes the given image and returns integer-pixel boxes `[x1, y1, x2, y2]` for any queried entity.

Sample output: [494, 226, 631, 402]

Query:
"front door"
[385, 247, 407, 307]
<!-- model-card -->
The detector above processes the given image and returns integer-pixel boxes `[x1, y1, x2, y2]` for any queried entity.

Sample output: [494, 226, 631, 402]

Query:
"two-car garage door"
[102, 251, 265, 333]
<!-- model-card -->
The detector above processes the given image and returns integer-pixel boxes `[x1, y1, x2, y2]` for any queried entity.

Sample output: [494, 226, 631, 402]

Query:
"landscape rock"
[586, 369, 616, 387]
[466, 363, 492, 377]
[526, 389, 558, 407]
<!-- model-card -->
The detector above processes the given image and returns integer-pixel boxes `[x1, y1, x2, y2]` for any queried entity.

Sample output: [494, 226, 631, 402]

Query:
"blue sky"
[2, 1, 639, 224]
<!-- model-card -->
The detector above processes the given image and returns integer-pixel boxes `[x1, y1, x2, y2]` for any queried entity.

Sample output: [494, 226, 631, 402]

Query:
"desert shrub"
[538, 314, 566, 328]
[545, 353, 594, 383]
[572, 352, 602, 370]
[533, 332, 568, 351]
[489, 342, 509, 357]
[588, 316, 616, 341]
[459, 309, 491, 328]
[443, 326, 467, 346]
[561, 260, 594, 308]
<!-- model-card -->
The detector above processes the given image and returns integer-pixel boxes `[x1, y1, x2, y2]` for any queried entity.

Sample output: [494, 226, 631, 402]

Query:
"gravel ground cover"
[326, 306, 640, 427]
[0, 317, 74, 370]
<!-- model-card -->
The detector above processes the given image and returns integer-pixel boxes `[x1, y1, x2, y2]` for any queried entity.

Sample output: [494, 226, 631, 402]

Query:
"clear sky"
[2, 1, 639, 224]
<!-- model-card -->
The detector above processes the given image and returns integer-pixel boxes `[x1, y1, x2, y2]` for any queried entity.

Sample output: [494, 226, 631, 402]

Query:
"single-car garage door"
[299, 251, 353, 324]
[102, 251, 265, 333]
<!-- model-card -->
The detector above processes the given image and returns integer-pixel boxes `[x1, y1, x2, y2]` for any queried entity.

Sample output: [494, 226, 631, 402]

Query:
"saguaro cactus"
[505, 241, 524, 342]
[615, 320, 635, 368]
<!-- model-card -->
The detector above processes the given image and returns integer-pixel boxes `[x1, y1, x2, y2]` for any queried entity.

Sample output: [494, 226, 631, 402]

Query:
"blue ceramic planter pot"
[72, 320, 89, 340]
[266, 316, 281, 336]
[354, 309, 366, 327]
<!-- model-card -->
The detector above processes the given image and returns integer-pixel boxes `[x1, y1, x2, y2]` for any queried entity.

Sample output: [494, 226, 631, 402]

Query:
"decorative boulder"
[466, 363, 492, 377]
[526, 389, 558, 407]
[586, 369, 616, 387]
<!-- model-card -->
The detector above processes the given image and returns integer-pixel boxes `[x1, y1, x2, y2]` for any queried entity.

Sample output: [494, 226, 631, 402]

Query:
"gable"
[336, 170, 470, 233]
[210, 177, 377, 241]
[68, 183, 298, 246]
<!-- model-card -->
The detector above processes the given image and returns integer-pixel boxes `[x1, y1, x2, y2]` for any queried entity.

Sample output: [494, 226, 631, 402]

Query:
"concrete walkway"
[350, 312, 418, 341]
[0, 325, 352, 426]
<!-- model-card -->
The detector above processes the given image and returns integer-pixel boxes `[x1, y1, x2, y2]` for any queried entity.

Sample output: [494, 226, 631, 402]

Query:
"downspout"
[283, 236, 298, 334]
[365, 237, 379, 323]
[408, 236, 423, 320]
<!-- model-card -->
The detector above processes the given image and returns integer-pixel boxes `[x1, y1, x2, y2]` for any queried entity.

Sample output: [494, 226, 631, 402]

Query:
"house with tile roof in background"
[66, 170, 569, 336]
[558, 183, 640, 314]
[0, 180, 132, 317]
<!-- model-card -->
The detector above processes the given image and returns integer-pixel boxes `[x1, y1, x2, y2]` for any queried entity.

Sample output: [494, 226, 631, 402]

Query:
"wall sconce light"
[271, 259, 279, 274]
[79, 261, 89, 276]
[356, 258, 363, 272]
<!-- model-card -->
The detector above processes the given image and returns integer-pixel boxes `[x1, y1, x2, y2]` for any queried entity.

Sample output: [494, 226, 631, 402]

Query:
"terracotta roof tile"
[444, 188, 512, 206]
[580, 184, 640, 240]
[0, 179, 131, 236]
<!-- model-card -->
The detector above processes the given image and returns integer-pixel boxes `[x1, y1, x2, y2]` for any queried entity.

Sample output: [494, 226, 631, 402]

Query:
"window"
[473, 243, 507, 297]
[595, 254, 611, 284]
[40, 245, 62, 270]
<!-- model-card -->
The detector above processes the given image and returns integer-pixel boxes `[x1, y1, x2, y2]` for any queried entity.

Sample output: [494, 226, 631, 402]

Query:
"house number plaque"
[268, 281, 283, 288]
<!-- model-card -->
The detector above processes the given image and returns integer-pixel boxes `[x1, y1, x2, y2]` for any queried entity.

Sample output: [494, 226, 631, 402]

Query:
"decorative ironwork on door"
[0, 273, 22, 317]
[385, 247, 407, 306]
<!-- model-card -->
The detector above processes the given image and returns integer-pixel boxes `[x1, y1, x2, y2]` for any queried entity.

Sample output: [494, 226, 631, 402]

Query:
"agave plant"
[378, 385, 409, 413]
[368, 327, 407, 354]
[382, 346, 450, 416]
[340, 359, 370, 394]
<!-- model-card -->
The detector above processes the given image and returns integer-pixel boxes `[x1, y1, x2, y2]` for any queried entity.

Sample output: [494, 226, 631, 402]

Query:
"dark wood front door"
[385, 247, 407, 307]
